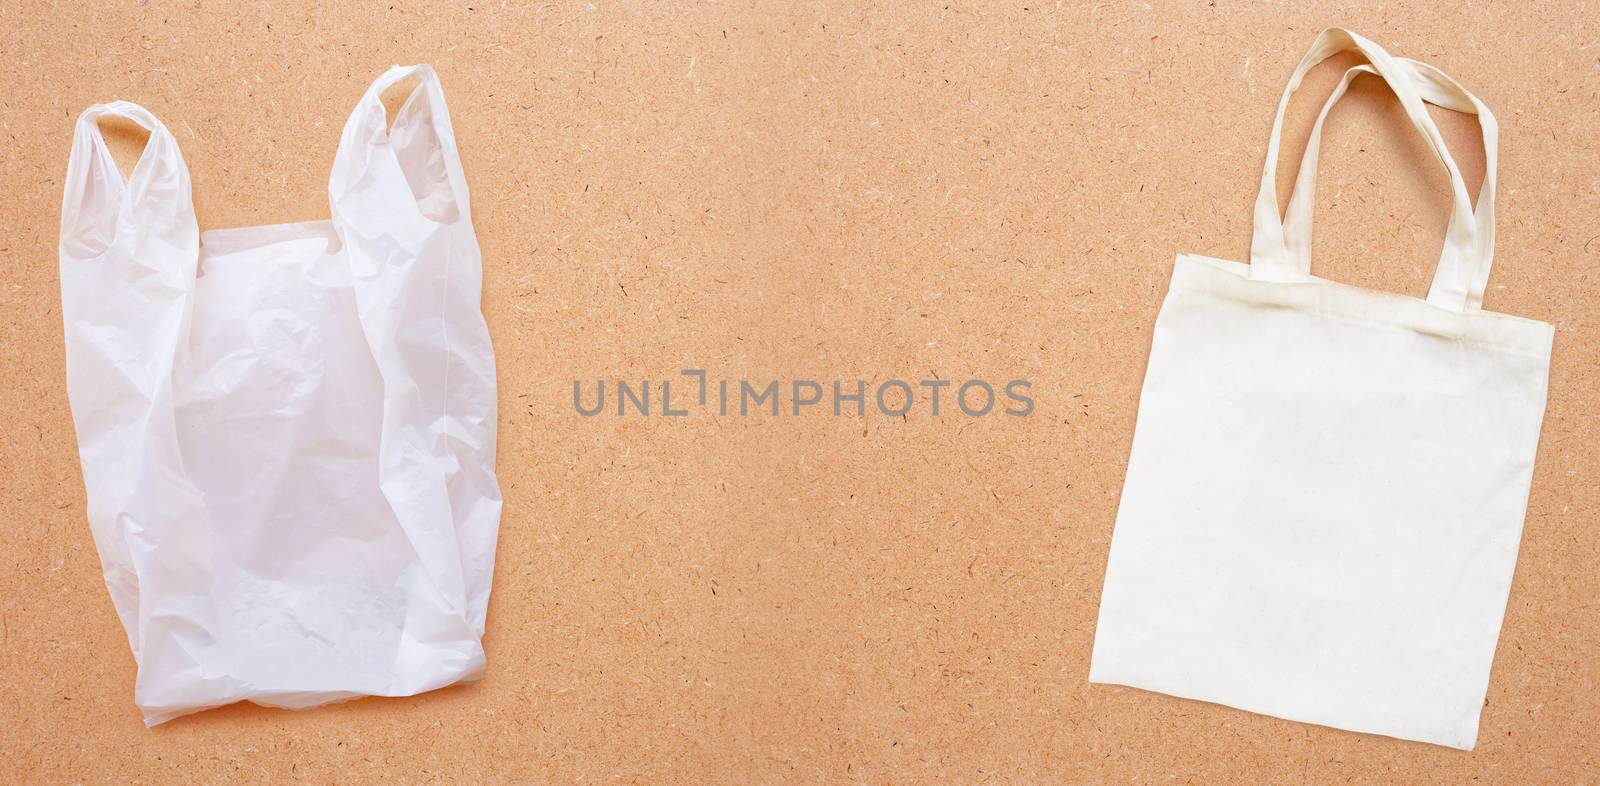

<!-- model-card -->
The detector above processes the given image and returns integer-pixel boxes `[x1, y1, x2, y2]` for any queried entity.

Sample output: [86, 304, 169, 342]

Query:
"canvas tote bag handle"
[1282, 59, 1498, 312]
[1249, 29, 1484, 313]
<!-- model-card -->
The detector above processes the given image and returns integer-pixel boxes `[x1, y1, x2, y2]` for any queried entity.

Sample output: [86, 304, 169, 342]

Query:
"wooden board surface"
[2, 2, 1596, 782]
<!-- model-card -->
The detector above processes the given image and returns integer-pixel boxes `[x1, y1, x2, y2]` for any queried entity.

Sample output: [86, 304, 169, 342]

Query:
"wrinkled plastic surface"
[58, 66, 501, 726]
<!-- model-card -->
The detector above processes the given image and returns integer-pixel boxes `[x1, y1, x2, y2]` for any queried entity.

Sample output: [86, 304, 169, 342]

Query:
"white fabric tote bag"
[1089, 30, 1552, 750]
[59, 66, 501, 725]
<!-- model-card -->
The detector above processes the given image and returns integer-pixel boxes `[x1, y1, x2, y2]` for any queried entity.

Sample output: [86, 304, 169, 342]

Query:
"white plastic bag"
[59, 65, 501, 725]
[1089, 30, 1552, 749]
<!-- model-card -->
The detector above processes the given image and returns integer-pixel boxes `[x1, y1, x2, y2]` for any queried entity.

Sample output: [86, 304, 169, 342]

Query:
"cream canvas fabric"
[59, 66, 501, 725]
[1089, 30, 1552, 750]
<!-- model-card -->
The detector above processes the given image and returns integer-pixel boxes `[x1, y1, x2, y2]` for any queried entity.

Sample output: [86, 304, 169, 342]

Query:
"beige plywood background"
[2, 1, 1597, 782]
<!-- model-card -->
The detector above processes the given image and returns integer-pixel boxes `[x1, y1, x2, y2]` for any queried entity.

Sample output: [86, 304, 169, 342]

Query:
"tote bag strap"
[1282, 59, 1498, 312]
[1248, 29, 1484, 313]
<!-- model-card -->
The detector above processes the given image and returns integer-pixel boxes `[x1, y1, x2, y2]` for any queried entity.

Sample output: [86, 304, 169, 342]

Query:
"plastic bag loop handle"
[61, 101, 192, 262]
[345, 64, 472, 219]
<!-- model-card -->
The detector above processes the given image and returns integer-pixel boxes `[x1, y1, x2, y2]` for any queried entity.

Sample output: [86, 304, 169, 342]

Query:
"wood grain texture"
[1, 1, 1595, 782]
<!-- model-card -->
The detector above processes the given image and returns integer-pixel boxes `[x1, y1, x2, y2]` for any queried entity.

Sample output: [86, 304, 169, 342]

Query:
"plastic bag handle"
[61, 101, 192, 259]
[1249, 29, 1481, 313]
[1282, 59, 1498, 312]
[340, 64, 472, 219]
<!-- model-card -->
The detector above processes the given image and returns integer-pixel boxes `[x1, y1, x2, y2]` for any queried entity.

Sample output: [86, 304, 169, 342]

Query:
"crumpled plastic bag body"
[58, 66, 501, 725]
